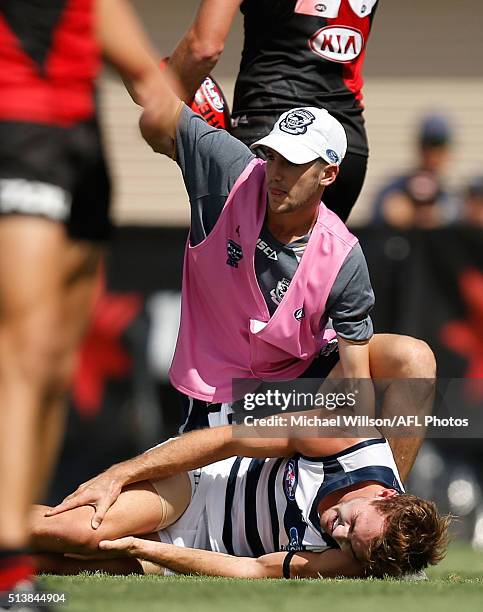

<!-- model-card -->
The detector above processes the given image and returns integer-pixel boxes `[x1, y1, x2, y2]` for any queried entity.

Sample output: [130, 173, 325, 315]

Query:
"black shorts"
[0, 119, 111, 241]
[178, 347, 340, 433]
[231, 114, 367, 223]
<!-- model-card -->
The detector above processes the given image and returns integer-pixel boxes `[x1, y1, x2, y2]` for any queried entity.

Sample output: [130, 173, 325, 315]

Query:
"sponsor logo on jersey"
[226, 239, 243, 268]
[294, 308, 305, 321]
[270, 278, 291, 306]
[279, 109, 315, 135]
[200, 76, 225, 112]
[309, 26, 364, 63]
[284, 459, 298, 501]
[256, 239, 278, 261]
[0, 179, 71, 221]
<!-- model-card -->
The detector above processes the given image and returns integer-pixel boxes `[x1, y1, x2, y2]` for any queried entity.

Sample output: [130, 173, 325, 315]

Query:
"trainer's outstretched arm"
[99, 537, 363, 578]
[45, 421, 362, 527]
[169, 0, 242, 102]
[46, 425, 359, 529]
[44, 426, 293, 527]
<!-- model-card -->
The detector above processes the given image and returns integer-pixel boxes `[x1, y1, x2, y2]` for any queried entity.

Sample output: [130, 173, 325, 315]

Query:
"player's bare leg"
[0, 219, 100, 587]
[0, 219, 66, 552]
[30, 475, 191, 556]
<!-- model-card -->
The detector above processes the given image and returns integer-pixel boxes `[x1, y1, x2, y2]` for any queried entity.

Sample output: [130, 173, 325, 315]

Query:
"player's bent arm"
[169, 0, 242, 102]
[96, 0, 161, 103]
[96, 0, 183, 156]
[99, 538, 364, 578]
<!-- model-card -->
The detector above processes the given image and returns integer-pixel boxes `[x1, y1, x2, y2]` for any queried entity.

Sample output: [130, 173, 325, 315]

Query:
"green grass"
[41, 544, 483, 612]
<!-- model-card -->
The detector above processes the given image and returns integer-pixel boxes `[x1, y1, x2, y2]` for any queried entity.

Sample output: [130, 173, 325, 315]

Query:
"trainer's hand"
[44, 468, 125, 529]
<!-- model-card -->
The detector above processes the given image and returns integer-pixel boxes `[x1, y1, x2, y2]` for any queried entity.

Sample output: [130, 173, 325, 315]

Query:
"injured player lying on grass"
[31, 419, 450, 579]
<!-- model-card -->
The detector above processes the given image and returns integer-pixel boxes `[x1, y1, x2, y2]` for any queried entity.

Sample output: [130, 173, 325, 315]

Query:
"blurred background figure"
[460, 175, 483, 228]
[0, 0, 165, 597]
[371, 114, 458, 229]
[169, 0, 380, 222]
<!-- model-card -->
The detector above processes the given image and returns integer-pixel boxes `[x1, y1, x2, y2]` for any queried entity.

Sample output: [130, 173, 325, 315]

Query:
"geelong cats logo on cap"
[279, 109, 315, 135]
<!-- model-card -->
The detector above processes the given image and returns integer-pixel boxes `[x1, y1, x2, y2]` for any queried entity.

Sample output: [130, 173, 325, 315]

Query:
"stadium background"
[47, 0, 483, 551]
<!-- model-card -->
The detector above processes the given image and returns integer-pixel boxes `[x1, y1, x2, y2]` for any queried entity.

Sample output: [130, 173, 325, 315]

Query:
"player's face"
[264, 149, 329, 215]
[319, 495, 393, 563]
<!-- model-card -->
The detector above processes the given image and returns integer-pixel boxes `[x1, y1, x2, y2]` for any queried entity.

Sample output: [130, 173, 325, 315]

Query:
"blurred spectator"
[461, 175, 483, 228]
[371, 114, 458, 229]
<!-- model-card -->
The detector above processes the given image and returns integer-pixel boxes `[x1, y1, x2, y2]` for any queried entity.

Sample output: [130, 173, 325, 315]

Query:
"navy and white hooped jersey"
[198, 438, 404, 556]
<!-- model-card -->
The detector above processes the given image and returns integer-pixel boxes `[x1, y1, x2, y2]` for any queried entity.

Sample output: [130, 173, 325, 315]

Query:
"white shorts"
[156, 458, 235, 553]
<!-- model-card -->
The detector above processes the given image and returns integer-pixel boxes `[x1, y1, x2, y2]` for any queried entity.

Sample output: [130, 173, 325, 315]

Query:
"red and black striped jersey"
[233, 0, 379, 155]
[0, 0, 101, 125]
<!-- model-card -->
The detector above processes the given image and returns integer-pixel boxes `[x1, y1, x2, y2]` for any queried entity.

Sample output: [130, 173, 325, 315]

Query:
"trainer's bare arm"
[46, 425, 361, 527]
[169, 0, 242, 102]
[45, 427, 297, 526]
[99, 537, 363, 579]
[336, 336, 375, 418]
[337, 337, 370, 378]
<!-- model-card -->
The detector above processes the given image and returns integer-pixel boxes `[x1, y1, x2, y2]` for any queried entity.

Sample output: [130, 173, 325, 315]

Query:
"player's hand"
[99, 536, 139, 557]
[99, 536, 161, 560]
[44, 468, 125, 529]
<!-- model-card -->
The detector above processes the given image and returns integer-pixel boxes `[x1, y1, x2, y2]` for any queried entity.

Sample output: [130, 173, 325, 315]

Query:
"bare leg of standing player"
[0, 218, 102, 589]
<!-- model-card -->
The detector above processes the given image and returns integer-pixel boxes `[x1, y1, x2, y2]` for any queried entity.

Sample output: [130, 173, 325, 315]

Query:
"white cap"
[251, 107, 347, 166]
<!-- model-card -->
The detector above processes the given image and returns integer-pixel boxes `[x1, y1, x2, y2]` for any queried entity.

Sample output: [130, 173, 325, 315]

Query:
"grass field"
[41, 544, 483, 612]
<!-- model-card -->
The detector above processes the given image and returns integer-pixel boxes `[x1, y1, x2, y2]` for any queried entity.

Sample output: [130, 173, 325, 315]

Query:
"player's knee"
[32, 516, 87, 552]
[33, 513, 101, 553]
